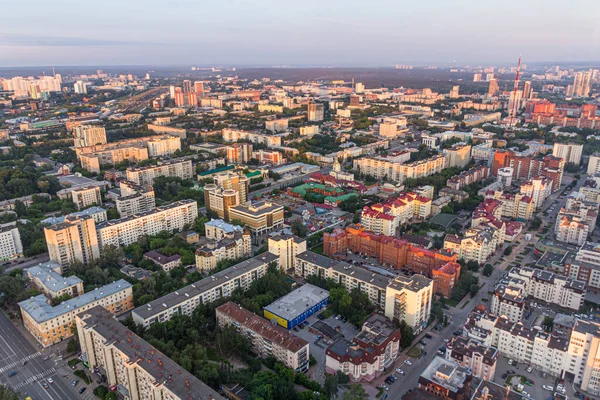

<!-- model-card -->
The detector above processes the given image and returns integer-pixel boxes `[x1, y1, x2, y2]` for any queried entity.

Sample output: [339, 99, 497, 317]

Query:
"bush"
[74, 369, 91, 384]
[93, 386, 109, 399]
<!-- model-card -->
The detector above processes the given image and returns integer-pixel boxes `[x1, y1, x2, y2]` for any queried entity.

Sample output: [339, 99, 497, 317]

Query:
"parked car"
[79, 387, 87, 394]
[526, 366, 533, 373]
[404, 360, 412, 365]
[508, 359, 514, 365]
[443, 338, 450, 343]
[507, 370, 516, 375]
[72, 380, 79, 387]
[543, 385, 554, 391]
[381, 384, 389, 391]
[396, 368, 405, 375]
[502, 373, 508, 379]
[453, 330, 462, 336]
[381, 395, 388, 400]
[425, 333, 432, 339]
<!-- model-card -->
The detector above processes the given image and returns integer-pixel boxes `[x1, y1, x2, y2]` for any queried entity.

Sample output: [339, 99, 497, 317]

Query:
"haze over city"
[1, 0, 600, 67]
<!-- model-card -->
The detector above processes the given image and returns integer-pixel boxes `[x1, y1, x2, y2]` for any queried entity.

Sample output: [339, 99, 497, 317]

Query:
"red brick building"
[492, 151, 564, 191]
[324, 225, 460, 296]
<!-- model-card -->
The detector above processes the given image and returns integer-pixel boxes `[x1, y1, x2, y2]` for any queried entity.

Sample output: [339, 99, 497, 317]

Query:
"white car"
[381, 384, 389, 391]
[48, 378, 54, 384]
[522, 391, 529, 397]
[543, 385, 554, 391]
[508, 359, 514, 365]
[444, 339, 449, 343]
[527, 366, 533, 373]
[404, 360, 412, 365]
[396, 368, 405, 375]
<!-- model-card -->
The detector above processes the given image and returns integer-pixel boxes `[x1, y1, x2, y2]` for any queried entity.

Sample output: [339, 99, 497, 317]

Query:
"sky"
[1, 0, 599, 67]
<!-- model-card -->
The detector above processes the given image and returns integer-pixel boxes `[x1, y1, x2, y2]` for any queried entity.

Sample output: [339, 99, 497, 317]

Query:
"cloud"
[0, 35, 159, 47]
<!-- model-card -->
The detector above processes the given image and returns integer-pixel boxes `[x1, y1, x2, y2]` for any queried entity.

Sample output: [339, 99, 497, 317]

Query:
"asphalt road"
[2, 253, 50, 274]
[0, 312, 94, 400]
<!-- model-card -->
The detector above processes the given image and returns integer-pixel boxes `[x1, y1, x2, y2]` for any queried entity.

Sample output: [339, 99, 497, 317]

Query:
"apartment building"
[226, 142, 253, 164]
[472, 142, 496, 167]
[300, 125, 319, 136]
[493, 151, 564, 192]
[486, 191, 534, 220]
[293, 250, 433, 332]
[555, 214, 590, 245]
[195, 220, 251, 272]
[96, 200, 198, 248]
[565, 320, 600, 395]
[565, 242, 600, 292]
[71, 186, 102, 210]
[268, 234, 307, 271]
[228, 201, 284, 238]
[146, 135, 182, 156]
[216, 302, 310, 372]
[214, 172, 250, 203]
[490, 284, 526, 323]
[520, 177, 553, 209]
[80, 145, 149, 174]
[307, 103, 324, 122]
[361, 192, 432, 235]
[0, 223, 23, 261]
[418, 357, 472, 400]
[252, 149, 284, 165]
[443, 144, 472, 168]
[324, 225, 459, 297]
[115, 180, 156, 217]
[132, 253, 278, 327]
[126, 158, 193, 186]
[553, 142, 583, 165]
[353, 153, 448, 183]
[76, 306, 223, 400]
[19, 279, 133, 347]
[446, 165, 490, 190]
[73, 125, 107, 148]
[265, 118, 289, 133]
[325, 314, 401, 382]
[44, 215, 100, 267]
[221, 128, 282, 147]
[587, 154, 600, 175]
[445, 336, 498, 380]
[26, 264, 83, 299]
[203, 186, 240, 221]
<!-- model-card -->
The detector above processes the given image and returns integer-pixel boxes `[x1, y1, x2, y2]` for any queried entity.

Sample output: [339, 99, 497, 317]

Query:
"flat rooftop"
[78, 306, 223, 400]
[263, 283, 329, 321]
[96, 200, 196, 229]
[41, 206, 106, 225]
[19, 279, 131, 323]
[133, 252, 278, 321]
[420, 356, 469, 393]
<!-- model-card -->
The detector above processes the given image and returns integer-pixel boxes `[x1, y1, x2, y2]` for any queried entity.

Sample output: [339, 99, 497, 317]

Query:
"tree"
[105, 392, 118, 400]
[341, 384, 369, 400]
[466, 260, 480, 272]
[483, 264, 494, 277]
[0, 385, 20, 400]
[324, 374, 339, 400]
[542, 316, 554, 332]
[504, 246, 512, 256]
[93, 386, 109, 399]
[352, 213, 360, 224]
[530, 216, 542, 230]
[398, 320, 414, 349]
[291, 220, 309, 238]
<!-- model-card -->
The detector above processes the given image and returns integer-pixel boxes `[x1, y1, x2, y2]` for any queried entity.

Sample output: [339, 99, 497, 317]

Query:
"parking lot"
[291, 311, 359, 383]
[493, 356, 574, 400]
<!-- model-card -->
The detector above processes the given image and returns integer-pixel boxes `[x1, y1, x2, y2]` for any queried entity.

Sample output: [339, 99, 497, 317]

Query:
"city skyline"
[1, 0, 599, 67]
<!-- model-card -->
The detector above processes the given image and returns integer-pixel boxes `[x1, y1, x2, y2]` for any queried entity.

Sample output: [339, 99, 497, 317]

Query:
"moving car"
[8, 371, 17, 377]
[48, 378, 54, 384]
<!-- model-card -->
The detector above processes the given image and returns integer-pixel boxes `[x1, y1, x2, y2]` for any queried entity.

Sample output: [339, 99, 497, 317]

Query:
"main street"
[383, 175, 577, 399]
[0, 311, 94, 400]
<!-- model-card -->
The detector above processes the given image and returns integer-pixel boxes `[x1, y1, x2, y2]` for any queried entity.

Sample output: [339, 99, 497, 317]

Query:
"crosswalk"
[11, 367, 56, 390]
[0, 351, 41, 373]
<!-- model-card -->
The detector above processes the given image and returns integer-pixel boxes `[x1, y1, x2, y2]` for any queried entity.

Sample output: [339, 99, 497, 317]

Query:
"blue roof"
[18, 279, 131, 323]
[205, 219, 243, 234]
[26, 266, 82, 293]
[41, 206, 106, 225]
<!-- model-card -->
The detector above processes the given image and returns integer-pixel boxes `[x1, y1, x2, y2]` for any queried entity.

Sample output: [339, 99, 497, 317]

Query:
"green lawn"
[311, 244, 324, 255]
[407, 346, 422, 358]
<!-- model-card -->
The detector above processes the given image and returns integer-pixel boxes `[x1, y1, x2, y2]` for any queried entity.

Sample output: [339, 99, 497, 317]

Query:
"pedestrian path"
[12, 367, 56, 390]
[0, 351, 41, 373]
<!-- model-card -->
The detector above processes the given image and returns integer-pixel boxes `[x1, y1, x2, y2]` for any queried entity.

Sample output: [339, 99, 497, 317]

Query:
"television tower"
[508, 55, 522, 126]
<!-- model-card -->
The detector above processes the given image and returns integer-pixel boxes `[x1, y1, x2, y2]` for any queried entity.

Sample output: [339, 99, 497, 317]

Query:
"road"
[0, 312, 94, 400]
[383, 177, 574, 399]
[2, 253, 50, 273]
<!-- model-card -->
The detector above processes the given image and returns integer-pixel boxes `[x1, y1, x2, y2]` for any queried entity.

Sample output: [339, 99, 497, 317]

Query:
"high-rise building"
[44, 215, 100, 267]
[553, 142, 584, 165]
[73, 125, 107, 148]
[0, 223, 23, 261]
[507, 90, 522, 115]
[194, 81, 204, 96]
[522, 80, 532, 100]
[115, 180, 155, 217]
[213, 172, 249, 203]
[486, 73, 495, 82]
[73, 80, 87, 94]
[487, 79, 499, 96]
[473, 73, 482, 82]
[307, 103, 324, 122]
[568, 71, 592, 97]
[182, 79, 192, 93]
[71, 186, 102, 210]
[126, 158, 193, 186]
[449, 85, 460, 98]
[355, 82, 364, 94]
[226, 142, 253, 164]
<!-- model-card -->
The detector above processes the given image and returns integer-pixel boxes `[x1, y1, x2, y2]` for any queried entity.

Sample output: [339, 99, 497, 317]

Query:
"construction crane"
[508, 55, 522, 127]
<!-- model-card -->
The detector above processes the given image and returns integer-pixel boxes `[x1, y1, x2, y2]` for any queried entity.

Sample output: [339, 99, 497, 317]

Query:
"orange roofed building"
[324, 225, 460, 296]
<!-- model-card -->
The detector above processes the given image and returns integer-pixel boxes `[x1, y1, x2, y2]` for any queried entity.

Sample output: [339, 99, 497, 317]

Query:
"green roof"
[245, 170, 262, 178]
[325, 193, 358, 203]
[199, 165, 234, 176]
[429, 213, 459, 229]
[291, 183, 343, 196]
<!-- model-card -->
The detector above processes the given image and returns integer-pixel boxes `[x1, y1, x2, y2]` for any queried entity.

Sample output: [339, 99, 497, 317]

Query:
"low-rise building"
[19, 279, 133, 347]
[263, 284, 329, 330]
[228, 201, 284, 240]
[217, 302, 310, 372]
[143, 250, 182, 271]
[26, 264, 84, 299]
[418, 356, 472, 400]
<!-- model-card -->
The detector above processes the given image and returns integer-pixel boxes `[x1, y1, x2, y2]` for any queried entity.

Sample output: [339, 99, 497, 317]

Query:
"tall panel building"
[44, 215, 100, 267]
[73, 125, 107, 148]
